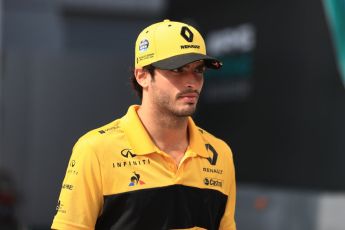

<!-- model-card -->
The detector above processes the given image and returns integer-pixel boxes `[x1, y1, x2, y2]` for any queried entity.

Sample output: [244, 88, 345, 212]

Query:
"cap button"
[163, 19, 170, 22]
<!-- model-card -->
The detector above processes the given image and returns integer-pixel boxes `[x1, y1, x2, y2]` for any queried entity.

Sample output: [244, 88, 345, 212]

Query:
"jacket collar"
[121, 105, 209, 158]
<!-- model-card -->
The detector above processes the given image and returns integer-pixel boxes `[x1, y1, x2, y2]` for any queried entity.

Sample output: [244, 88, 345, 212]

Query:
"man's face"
[148, 60, 205, 117]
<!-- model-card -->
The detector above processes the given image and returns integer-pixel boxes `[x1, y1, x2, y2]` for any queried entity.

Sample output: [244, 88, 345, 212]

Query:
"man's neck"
[137, 105, 189, 164]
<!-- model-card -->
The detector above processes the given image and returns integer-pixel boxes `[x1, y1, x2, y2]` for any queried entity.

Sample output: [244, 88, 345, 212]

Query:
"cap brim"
[151, 53, 222, 70]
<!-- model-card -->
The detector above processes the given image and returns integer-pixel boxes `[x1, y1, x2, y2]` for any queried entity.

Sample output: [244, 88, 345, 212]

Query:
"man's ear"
[134, 68, 150, 88]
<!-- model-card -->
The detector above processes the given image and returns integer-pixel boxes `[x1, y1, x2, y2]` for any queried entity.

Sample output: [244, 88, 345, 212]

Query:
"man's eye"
[195, 67, 206, 74]
[171, 68, 183, 73]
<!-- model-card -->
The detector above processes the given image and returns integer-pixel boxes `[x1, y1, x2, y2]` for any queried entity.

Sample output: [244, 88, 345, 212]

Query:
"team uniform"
[51, 105, 236, 230]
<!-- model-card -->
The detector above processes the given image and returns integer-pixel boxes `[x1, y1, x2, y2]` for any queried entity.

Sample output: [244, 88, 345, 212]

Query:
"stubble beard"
[153, 92, 198, 118]
[173, 104, 197, 117]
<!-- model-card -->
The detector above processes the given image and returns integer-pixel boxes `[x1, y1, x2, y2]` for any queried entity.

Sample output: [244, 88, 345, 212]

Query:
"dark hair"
[130, 65, 155, 99]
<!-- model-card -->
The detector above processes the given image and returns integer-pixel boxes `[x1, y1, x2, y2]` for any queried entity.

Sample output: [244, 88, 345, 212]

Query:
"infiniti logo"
[70, 160, 76, 167]
[121, 149, 137, 158]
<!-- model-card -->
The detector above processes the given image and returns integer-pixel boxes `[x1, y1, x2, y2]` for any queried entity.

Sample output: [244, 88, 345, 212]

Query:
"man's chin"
[174, 105, 197, 117]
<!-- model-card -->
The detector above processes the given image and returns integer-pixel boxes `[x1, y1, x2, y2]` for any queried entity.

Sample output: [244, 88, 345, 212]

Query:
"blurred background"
[0, 0, 345, 229]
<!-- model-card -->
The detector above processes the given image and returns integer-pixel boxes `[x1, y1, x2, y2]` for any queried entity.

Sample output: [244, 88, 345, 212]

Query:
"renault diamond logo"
[205, 144, 218, 165]
[181, 26, 194, 42]
[121, 149, 137, 158]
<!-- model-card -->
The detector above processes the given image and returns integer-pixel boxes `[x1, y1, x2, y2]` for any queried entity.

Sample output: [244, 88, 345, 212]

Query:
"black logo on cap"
[180, 26, 194, 42]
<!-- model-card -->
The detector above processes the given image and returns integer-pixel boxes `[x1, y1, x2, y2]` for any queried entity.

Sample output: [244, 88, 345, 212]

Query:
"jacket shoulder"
[76, 118, 122, 147]
[197, 127, 233, 157]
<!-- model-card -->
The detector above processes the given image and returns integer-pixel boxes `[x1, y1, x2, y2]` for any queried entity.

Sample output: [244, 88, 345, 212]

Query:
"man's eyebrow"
[173, 62, 205, 71]
[195, 63, 206, 69]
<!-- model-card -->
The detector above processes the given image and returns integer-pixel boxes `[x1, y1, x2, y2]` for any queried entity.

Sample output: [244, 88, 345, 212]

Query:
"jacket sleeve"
[51, 138, 103, 230]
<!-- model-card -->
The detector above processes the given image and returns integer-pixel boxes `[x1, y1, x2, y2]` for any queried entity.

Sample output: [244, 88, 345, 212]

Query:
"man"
[51, 19, 236, 230]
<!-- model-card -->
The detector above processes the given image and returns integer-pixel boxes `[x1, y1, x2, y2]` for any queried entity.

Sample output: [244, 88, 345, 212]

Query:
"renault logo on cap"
[180, 26, 193, 42]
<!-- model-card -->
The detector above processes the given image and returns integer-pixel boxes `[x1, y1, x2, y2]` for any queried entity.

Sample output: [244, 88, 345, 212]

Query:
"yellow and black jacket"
[51, 105, 236, 230]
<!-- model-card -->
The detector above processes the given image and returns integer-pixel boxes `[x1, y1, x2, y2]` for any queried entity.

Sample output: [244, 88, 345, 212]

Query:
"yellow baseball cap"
[135, 19, 222, 70]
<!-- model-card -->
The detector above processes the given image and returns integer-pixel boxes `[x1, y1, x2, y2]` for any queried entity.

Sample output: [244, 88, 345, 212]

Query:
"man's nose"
[184, 71, 202, 88]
